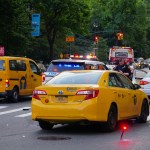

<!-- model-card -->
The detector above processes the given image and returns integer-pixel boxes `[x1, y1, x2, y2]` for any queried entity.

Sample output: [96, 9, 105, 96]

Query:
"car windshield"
[46, 62, 85, 72]
[46, 71, 102, 85]
[0, 60, 5, 70]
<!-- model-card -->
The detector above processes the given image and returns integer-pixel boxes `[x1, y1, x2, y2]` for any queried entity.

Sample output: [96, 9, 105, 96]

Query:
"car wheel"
[138, 100, 149, 123]
[39, 121, 54, 130]
[105, 105, 117, 131]
[7, 87, 19, 103]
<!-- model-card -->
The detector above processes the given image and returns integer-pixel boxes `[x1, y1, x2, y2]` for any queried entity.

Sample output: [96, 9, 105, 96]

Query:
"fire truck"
[108, 46, 134, 65]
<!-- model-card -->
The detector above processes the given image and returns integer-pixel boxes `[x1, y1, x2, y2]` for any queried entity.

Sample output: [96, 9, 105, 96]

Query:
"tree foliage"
[32, 0, 90, 61]
[0, 0, 31, 55]
[91, 0, 149, 58]
[0, 0, 150, 62]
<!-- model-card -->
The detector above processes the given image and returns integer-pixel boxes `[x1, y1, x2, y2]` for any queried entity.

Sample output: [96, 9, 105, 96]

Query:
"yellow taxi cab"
[0, 56, 42, 102]
[32, 70, 149, 131]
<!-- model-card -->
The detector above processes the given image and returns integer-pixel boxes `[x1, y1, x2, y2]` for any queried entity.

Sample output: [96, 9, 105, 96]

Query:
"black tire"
[7, 87, 19, 103]
[105, 105, 117, 131]
[39, 121, 54, 130]
[138, 100, 149, 123]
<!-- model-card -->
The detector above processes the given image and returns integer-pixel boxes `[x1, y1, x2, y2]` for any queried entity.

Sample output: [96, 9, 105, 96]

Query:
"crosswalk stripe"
[0, 107, 31, 115]
[15, 112, 31, 117]
[0, 106, 8, 109]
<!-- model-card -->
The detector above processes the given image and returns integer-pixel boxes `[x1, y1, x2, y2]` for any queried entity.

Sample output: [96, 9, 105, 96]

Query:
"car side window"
[117, 74, 134, 89]
[29, 61, 41, 75]
[0, 60, 5, 70]
[9, 60, 18, 71]
[17, 60, 26, 71]
[109, 73, 123, 88]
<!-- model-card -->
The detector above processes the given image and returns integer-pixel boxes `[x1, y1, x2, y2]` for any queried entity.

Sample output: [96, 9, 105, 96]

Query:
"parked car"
[134, 57, 145, 69]
[0, 56, 42, 102]
[32, 70, 149, 131]
[144, 58, 150, 69]
[139, 72, 150, 100]
[42, 59, 108, 84]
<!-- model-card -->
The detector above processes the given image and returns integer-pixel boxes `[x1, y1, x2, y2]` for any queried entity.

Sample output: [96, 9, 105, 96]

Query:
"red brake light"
[32, 90, 47, 100]
[5, 79, 10, 87]
[42, 74, 45, 82]
[76, 90, 99, 100]
[74, 54, 79, 58]
[139, 80, 149, 85]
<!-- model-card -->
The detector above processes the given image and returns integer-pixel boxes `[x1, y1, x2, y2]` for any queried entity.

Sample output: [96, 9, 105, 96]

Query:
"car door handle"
[113, 91, 117, 93]
[31, 75, 34, 77]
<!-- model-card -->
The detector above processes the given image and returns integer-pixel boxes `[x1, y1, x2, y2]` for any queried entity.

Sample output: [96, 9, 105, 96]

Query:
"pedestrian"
[114, 59, 132, 80]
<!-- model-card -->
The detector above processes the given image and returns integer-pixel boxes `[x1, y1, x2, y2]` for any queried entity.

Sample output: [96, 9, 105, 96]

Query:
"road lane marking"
[0, 106, 8, 109]
[0, 107, 31, 115]
[15, 112, 31, 117]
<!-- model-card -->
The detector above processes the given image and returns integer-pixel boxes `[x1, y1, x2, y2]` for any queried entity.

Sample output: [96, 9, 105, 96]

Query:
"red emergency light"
[120, 124, 128, 140]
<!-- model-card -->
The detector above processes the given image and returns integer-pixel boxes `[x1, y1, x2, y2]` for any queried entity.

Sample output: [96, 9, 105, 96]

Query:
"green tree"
[0, 0, 31, 55]
[91, 0, 148, 58]
[146, 0, 150, 56]
[32, 0, 90, 61]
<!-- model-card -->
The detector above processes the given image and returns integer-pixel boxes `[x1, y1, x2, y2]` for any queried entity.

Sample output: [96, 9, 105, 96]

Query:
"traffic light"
[117, 32, 123, 40]
[94, 35, 99, 44]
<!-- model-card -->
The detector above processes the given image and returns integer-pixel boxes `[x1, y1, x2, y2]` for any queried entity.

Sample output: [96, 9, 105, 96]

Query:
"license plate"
[55, 96, 68, 103]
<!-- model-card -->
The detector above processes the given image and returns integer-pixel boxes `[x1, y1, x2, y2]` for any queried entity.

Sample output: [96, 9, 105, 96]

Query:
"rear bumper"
[0, 90, 13, 98]
[31, 98, 109, 123]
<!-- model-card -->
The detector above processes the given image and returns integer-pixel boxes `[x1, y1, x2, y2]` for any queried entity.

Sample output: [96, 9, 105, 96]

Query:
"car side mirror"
[134, 84, 141, 89]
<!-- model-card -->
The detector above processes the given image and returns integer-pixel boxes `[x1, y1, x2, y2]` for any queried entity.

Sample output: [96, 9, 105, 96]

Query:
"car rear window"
[46, 72, 102, 85]
[46, 62, 85, 72]
[0, 60, 5, 70]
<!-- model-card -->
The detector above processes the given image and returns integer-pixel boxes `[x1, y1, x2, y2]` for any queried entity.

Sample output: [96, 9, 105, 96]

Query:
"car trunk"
[36, 84, 99, 105]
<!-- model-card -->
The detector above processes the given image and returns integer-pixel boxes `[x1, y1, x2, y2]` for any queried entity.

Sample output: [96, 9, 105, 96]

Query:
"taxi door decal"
[20, 76, 26, 89]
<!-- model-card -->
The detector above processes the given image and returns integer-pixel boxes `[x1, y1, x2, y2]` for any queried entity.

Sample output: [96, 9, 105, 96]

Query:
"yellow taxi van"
[0, 56, 42, 102]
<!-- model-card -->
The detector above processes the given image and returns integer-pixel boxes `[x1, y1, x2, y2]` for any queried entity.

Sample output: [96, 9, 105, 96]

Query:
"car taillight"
[32, 90, 47, 100]
[42, 74, 45, 82]
[139, 80, 149, 85]
[76, 90, 99, 100]
[5, 79, 10, 87]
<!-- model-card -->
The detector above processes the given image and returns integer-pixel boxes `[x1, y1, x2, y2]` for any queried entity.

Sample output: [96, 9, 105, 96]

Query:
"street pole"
[69, 42, 71, 58]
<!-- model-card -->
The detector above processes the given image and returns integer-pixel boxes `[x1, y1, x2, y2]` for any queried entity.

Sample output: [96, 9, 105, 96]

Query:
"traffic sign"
[66, 36, 75, 42]
[0, 46, 4, 56]
[31, 14, 41, 36]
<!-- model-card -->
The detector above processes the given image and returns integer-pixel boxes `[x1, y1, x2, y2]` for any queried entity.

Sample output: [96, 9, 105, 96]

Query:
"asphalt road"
[0, 98, 150, 150]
